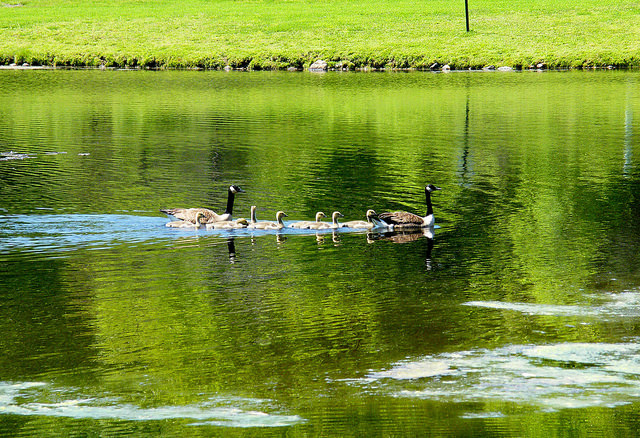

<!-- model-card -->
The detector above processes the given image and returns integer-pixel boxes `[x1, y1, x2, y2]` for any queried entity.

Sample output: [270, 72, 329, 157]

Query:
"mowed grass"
[1, 0, 639, 69]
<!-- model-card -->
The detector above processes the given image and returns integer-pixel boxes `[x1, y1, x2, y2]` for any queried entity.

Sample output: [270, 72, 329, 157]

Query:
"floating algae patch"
[348, 342, 640, 412]
[0, 382, 304, 427]
[464, 291, 640, 320]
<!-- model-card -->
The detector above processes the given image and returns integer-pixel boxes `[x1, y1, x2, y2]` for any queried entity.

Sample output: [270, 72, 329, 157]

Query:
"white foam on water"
[522, 343, 640, 364]
[460, 411, 505, 419]
[464, 291, 640, 320]
[355, 342, 640, 412]
[368, 361, 453, 380]
[0, 382, 304, 427]
[463, 301, 595, 317]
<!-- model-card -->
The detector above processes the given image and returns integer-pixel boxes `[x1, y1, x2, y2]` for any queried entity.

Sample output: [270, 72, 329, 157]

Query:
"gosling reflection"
[315, 231, 341, 246]
[218, 228, 435, 266]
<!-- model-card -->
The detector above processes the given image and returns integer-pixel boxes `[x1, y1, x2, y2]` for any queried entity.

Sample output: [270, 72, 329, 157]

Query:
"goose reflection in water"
[367, 228, 436, 270]
[212, 227, 435, 266]
[367, 227, 433, 243]
[226, 236, 283, 262]
[227, 238, 237, 263]
[249, 234, 287, 246]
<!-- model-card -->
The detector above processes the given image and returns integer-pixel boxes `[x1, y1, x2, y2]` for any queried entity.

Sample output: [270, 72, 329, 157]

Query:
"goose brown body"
[166, 211, 205, 229]
[160, 185, 244, 224]
[377, 211, 426, 228]
[162, 207, 221, 223]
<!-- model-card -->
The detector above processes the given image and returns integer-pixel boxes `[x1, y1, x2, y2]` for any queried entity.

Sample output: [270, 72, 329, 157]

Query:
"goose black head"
[229, 185, 244, 194]
[425, 184, 442, 193]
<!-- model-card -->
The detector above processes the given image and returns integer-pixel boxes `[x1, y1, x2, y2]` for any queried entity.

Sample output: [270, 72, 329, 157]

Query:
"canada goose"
[166, 211, 205, 229]
[206, 218, 249, 230]
[341, 209, 384, 229]
[378, 184, 441, 229]
[251, 211, 288, 230]
[160, 184, 244, 223]
[309, 211, 343, 229]
[289, 211, 326, 229]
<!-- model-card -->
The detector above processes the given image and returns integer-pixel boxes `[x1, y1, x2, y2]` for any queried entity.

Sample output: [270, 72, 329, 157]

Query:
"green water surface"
[1, 70, 640, 436]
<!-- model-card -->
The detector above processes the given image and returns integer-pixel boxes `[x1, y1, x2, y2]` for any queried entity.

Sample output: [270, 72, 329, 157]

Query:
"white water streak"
[463, 291, 640, 319]
[355, 341, 640, 412]
[0, 382, 304, 427]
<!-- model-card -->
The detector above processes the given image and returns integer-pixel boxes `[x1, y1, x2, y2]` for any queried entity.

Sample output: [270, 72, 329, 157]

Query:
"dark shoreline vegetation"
[1, 0, 640, 71]
[2, 59, 640, 72]
[1, 63, 636, 72]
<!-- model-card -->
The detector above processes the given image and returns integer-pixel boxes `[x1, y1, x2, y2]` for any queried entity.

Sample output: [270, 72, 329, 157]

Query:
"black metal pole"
[465, 0, 470, 32]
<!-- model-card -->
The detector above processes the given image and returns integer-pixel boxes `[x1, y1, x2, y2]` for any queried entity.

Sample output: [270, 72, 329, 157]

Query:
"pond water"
[1, 69, 640, 436]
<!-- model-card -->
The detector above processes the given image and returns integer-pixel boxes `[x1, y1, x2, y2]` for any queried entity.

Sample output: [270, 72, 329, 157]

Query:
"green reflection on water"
[1, 70, 640, 436]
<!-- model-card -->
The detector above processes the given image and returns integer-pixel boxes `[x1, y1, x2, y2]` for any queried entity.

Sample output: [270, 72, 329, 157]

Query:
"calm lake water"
[1, 69, 640, 436]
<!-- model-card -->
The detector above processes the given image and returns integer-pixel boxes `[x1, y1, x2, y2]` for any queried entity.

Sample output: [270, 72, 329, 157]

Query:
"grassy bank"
[1, 0, 639, 69]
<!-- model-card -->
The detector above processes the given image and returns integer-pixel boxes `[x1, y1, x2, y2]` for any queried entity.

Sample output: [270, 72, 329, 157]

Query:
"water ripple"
[0, 214, 170, 255]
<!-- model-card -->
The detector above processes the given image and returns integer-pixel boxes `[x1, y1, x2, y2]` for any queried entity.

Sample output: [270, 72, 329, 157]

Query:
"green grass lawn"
[1, 0, 639, 69]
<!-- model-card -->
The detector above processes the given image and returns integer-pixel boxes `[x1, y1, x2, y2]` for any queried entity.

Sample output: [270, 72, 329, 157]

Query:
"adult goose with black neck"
[160, 184, 244, 224]
[378, 184, 441, 230]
